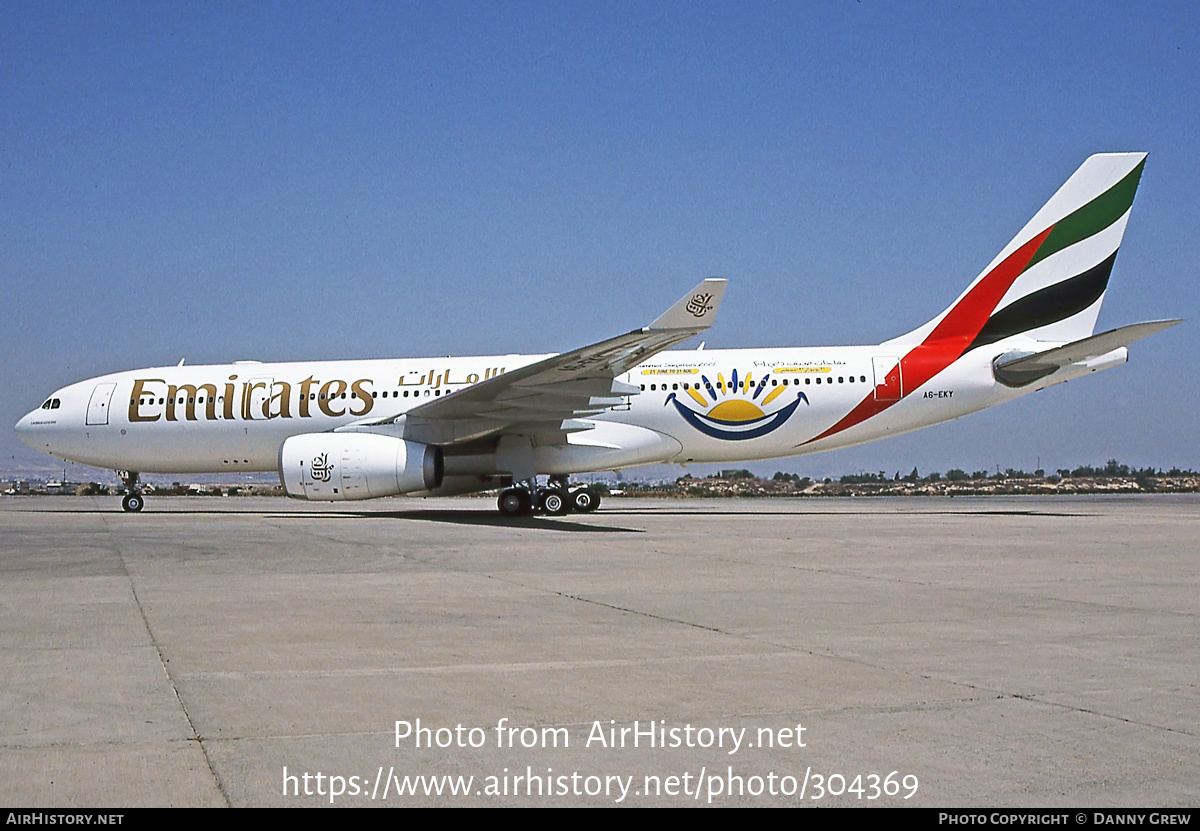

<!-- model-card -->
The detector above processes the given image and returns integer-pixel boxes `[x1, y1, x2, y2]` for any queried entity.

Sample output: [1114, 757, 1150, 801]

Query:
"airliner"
[15, 153, 1180, 515]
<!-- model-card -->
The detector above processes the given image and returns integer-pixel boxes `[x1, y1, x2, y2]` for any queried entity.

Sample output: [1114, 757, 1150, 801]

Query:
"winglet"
[648, 278, 728, 331]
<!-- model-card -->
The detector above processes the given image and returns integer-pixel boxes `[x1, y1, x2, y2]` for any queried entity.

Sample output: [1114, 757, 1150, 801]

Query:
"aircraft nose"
[14, 411, 37, 449]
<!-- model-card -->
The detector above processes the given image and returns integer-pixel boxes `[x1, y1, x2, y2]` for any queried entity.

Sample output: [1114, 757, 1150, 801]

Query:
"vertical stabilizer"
[887, 153, 1146, 350]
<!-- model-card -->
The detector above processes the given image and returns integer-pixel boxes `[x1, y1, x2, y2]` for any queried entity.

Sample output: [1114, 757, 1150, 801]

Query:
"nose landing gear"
[117, 470, 144, 513]
[121, 492, 145, 513]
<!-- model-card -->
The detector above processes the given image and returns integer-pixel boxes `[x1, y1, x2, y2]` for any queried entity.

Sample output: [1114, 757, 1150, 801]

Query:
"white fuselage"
[14, 153, 1155, 495]
[14, 337, 1115, 480]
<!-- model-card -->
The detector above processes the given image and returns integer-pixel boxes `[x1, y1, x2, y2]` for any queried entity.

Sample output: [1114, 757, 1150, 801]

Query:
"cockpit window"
[42, 400, 52, 409]
[51, 399, 61, 409]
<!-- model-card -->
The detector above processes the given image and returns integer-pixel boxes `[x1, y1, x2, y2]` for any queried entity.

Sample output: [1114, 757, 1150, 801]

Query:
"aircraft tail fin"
[886, 153, 1147, 352]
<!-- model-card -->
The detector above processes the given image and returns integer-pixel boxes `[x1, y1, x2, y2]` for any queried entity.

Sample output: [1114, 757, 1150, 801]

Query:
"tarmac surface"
[0, 494, 1196, 807]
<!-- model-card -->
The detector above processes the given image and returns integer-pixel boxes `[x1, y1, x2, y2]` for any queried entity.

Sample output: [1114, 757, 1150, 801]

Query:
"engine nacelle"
[279, 433, 443, 501]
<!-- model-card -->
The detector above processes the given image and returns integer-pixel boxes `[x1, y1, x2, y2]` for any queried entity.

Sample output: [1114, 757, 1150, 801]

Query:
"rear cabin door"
[872, 356, 903, 402]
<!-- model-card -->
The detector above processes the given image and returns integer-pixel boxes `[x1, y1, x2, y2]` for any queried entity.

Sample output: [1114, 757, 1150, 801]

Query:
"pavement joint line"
[0, 736, 219, 749]
[254, 514, 447, 566]
[99, 514, 232, 809]
[170, 696, 1001, 746]
[641, 544, 1199, 618]
[174, 651, 828, 680]
[487, 573, 1197, 743]
[1009, 693, 1197, 738]
[773, 648, 1200, 740]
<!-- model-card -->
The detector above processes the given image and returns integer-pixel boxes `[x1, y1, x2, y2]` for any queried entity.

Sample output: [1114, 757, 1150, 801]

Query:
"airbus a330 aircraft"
[16, 153, 1180, 515]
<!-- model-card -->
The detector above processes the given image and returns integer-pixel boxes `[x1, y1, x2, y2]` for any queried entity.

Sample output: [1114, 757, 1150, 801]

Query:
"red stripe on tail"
[803, 226, 1054, 445]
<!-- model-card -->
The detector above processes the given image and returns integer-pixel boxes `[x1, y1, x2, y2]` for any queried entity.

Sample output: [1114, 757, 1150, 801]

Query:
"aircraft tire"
[497, 488, 532, 517]
[122, 493, 145, 513]
[539, 488, 571, 516]
[570, 486, 600, 513]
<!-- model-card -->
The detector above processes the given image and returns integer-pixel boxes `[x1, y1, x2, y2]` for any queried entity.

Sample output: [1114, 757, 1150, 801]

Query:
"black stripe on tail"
[966, 250, 1118, 352]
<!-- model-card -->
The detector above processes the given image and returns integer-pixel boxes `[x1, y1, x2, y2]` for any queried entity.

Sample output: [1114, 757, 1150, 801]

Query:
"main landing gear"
[496, 476, 602, 518]
[118, 470, 145, 513]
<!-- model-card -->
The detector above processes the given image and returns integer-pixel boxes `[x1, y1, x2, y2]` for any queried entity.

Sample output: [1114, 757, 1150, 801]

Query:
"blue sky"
[3, 1, 1197, 481]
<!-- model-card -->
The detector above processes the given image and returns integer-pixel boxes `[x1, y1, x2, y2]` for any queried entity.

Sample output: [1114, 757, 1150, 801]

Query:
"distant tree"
[841, 472, 885, 484]
[946, 469, 969, 482]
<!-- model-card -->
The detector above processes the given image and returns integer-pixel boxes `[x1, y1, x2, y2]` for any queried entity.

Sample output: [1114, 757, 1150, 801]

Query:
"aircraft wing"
[993, 319, 1181, 387]
[346, 279, 727, 445]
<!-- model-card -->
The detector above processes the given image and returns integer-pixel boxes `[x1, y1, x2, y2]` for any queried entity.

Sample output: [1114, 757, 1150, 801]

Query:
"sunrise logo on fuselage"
[665, 369, 809, 440]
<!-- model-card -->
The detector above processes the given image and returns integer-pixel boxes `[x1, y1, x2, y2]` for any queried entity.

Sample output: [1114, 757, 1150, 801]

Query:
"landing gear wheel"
[497, 488, 533, 517]
[538, 488, 570, 516]
[121, 493, 145, 513]
[116, 471, 143, 514]
[570, 486, 601, 513]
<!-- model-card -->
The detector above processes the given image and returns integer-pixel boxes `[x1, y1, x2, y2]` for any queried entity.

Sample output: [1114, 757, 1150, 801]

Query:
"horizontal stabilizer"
[993, 319, 1181, 387]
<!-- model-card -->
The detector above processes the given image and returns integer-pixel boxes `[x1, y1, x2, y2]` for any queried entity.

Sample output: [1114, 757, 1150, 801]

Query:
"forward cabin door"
[86, 383, 117, 425]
